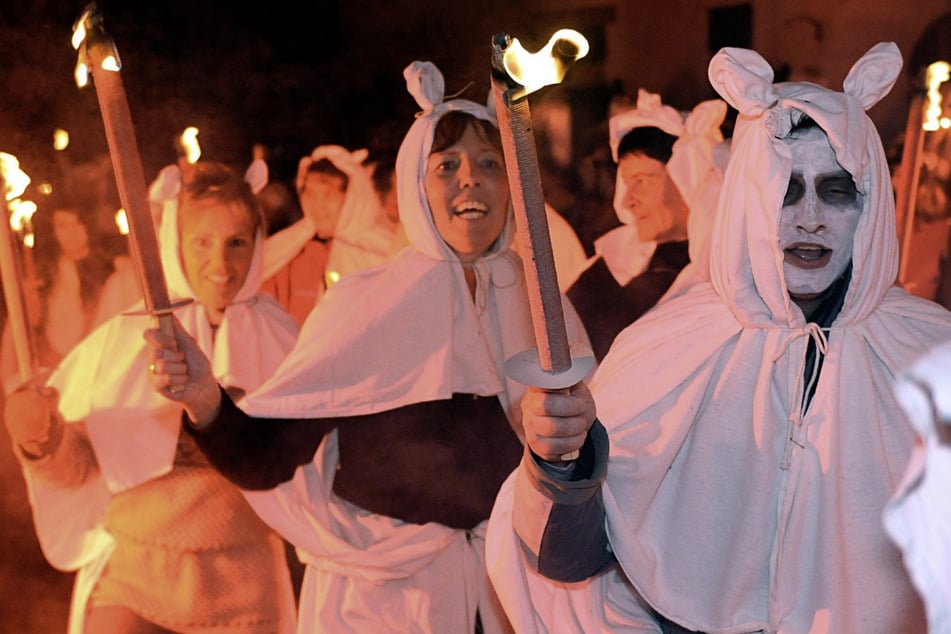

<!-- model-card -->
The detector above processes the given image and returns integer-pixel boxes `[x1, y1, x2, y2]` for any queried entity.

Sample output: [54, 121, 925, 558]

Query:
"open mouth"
[784, 244, 832, 269]
[453, 200, 489, 220]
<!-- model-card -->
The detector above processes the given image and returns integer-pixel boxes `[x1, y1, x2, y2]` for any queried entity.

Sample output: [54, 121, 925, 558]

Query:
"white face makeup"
[425, 123, 509, 265]
[618, 153, 688, 243]
[779, 126, 863, 306]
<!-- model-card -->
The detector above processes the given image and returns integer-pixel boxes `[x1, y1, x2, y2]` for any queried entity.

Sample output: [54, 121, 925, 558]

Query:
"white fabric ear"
[244, 158, 268, 195]
[403, 61, 446, 113]
[842, 42, 903, 111]
[707, 47, 778, 117]
[608, 89, 684, 160]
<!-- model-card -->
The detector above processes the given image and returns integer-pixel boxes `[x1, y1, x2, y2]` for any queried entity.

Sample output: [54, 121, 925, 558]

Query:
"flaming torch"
[72, 5, 189, 343]
[897, 61, 951, 286]
[491, 30, 594, 459]
[0, 153, 39, 383]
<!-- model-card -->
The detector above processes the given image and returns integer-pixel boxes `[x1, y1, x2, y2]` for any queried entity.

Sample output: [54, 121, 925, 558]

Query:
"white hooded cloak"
[487, 42, 951, 634]
[21, 197, 299, 634]
[234, 61, 589, 634]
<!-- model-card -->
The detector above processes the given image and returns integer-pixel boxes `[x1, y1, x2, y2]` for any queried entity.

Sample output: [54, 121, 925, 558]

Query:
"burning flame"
[923, 61, 951, 131]
[502, 29, 590, 100]
[72, 5, 122, 88]
[0, 153, 30, 201]
[9, 199, 37, 233]
[54, 128, 70, 151]
[179, 127, 201, 164]
[115, 208, 129, 235]
[1, 153, 37, 245]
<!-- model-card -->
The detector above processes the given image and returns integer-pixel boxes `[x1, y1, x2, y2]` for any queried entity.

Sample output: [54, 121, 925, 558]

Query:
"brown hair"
[431, 111, 502, 154]
[178, 162, 263, 234]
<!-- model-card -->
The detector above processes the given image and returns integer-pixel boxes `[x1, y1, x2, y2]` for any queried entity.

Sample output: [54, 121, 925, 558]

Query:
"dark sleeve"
[512, 420, 616, 582]
[183, 387, 337, 490]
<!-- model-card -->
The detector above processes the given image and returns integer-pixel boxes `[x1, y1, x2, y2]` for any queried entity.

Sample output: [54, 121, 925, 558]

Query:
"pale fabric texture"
[20, 200, 299, 634]
[487, 42, 951, 633]
[592, 89, 724, 287]
[238, 60, 589, 634]
[297, 144, 400, 282]
[884, 340, 951, 634]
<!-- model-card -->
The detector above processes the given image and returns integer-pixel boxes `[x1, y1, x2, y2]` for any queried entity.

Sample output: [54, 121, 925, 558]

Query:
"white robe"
[487, 42, 951, 634]
[22, 202, 299, 634]
[237, 61, 591, 634]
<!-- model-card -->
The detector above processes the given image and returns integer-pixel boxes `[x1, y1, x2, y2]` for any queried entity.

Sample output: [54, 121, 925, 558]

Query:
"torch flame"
[0, 153, 31, 201]
[54, 128, 70, 151]
[501, 29, 590, 100]
[72, 5, 122, 87]
[179, 127, 201, 164]
[923, 61, 951, 132]
[115, 208, 129, 235]
[9, 199, 37, 233]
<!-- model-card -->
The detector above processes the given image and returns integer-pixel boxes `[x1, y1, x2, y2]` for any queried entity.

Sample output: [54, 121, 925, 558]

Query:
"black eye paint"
[783, 175, 805, 207]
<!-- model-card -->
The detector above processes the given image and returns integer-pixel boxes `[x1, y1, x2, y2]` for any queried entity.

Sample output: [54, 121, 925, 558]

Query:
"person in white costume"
[883, 340, 951, 634]
[4, 163, 298, 634]
[485, 42, 951, 633]
[567, 90, 726, 360]
[144, 61, 590, 634]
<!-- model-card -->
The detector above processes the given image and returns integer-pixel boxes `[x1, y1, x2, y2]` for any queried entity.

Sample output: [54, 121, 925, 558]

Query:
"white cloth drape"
[23, 199, 299, 634]
[238, 60, 590, 633]
[487, 42, 951, 634]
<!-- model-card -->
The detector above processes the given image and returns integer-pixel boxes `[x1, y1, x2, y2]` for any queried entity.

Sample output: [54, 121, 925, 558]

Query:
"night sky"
[1, 0, 553, 198]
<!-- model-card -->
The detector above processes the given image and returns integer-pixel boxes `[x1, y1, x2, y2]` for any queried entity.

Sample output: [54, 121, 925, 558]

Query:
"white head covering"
[25, 176, 300, 570]
[487, 43, 951, 633]
[594, 89, 724, 285]
[883, 341, 951, 634]
[295, 144, 397, 281]
[240, 60, 588, 422]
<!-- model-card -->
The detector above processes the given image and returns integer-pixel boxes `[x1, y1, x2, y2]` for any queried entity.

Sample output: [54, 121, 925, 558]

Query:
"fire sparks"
[179, 127, 201, 164]
[923, 61, 951, 132]
[501, 29, 589, 100]
[115, 208, 129, 235]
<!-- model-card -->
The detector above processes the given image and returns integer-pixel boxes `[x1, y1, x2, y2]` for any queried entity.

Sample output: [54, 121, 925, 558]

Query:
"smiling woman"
[425, 111, 510, 277]
[2, 162, 300, 634]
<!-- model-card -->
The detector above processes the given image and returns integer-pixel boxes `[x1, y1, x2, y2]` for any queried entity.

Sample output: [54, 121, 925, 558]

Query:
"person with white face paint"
[485, 43, 951, 633]
[143, 61, 589, 633]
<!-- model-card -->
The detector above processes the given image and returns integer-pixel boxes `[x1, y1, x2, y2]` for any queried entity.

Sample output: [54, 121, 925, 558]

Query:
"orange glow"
[502, 29, 589, 100]
[923, 61, 951, 132]
[115, 208, 129, 235]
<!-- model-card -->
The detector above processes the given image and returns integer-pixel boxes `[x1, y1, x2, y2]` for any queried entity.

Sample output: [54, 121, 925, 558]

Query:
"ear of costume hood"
[706, 42, 902, 326]
[395, 60, 513, 262]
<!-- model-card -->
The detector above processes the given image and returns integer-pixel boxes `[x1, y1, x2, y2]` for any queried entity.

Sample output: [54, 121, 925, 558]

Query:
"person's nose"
[458, 157, 480, 189]
[208, 245, 229, 272]
[795, 191, 826, 233]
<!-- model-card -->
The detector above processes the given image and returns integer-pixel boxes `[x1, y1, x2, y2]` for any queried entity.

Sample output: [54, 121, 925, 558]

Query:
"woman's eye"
[433, 158, 459, 173]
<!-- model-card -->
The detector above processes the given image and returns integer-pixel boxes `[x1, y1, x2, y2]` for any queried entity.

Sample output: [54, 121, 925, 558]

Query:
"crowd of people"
[1, 37, 950, 634]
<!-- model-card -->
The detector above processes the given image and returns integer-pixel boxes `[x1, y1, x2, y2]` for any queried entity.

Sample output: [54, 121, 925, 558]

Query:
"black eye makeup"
[816, 173, 860, 207]
[783, 175, 805, 207]
[782, 171, 860, 208]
